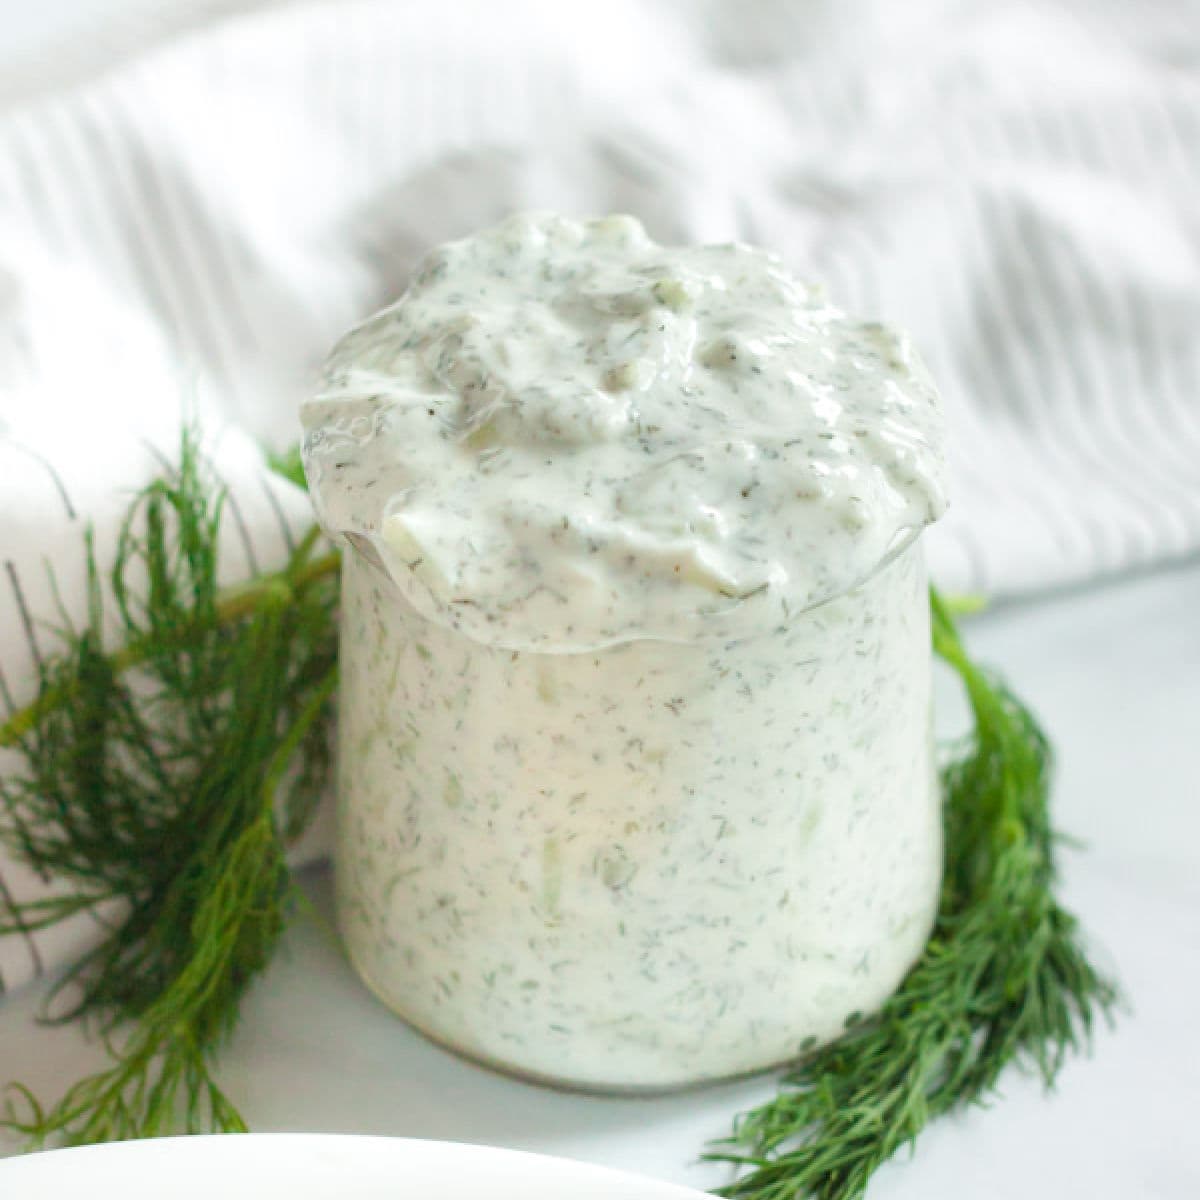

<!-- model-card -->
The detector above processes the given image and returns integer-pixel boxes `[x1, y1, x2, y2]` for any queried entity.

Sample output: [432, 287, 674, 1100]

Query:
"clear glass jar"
[334, 536, 940, 1092]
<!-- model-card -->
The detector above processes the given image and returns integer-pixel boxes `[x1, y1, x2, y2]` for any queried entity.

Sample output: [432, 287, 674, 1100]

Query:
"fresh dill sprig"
[0, 430, 339, 1146]
[0, 432, 1116, 1188]
[705, 591, 1119, 1200]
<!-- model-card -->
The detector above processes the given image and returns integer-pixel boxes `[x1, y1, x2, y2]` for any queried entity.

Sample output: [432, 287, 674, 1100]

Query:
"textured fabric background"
[2, 0, 1198, 993]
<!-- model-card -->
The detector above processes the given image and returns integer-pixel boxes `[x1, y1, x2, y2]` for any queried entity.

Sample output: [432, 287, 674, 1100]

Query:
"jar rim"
[342, 524, 927, 656]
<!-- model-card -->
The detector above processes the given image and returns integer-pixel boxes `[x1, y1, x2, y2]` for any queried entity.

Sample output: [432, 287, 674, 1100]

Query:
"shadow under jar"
[302, 211, 948, 1091]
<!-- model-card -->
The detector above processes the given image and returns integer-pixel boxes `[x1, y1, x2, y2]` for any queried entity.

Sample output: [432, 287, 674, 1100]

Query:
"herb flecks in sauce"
[308, 214, 949, 1089]
[302, 212, 945, 652]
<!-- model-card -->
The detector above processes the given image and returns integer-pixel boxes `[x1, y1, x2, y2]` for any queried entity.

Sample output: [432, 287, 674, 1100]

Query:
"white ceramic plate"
[0, 1133, 710, 1199]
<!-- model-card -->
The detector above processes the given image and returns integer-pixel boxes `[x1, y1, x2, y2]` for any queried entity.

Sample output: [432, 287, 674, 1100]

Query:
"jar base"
[342, 938, 798, 1098]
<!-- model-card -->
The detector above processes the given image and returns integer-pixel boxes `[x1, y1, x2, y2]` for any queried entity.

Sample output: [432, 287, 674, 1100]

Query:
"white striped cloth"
[2, 0, 1199, 994]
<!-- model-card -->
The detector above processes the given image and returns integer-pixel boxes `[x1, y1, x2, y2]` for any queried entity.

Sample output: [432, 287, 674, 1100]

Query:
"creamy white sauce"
[303, 212, 945, 652]
[303, 213, 948, 1089]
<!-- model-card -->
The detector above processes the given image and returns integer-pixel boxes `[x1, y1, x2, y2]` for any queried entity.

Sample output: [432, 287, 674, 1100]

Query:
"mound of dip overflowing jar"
[301, 212, 948, 1091]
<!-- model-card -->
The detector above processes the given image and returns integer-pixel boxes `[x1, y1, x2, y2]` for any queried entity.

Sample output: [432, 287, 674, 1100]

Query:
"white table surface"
[1, 562, 1198, 1196]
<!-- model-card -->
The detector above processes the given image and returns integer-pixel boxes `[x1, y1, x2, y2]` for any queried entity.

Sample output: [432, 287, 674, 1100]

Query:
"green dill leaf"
[0, 429, 340, 1144]
[705, 590, 1119, 1200]
[265, 444, 308, 492]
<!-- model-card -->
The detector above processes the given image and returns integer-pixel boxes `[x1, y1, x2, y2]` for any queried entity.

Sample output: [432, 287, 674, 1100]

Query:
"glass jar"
[334, 535, 940, 1092]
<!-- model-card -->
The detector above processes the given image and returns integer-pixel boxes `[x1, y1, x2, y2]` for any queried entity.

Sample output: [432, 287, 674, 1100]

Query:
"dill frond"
[705, 591, 1119, 1199]
[0, 431, 339, 1145]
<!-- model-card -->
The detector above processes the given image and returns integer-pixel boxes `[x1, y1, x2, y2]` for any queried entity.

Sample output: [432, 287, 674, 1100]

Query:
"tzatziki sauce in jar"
[302, 212, 948, 1092]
